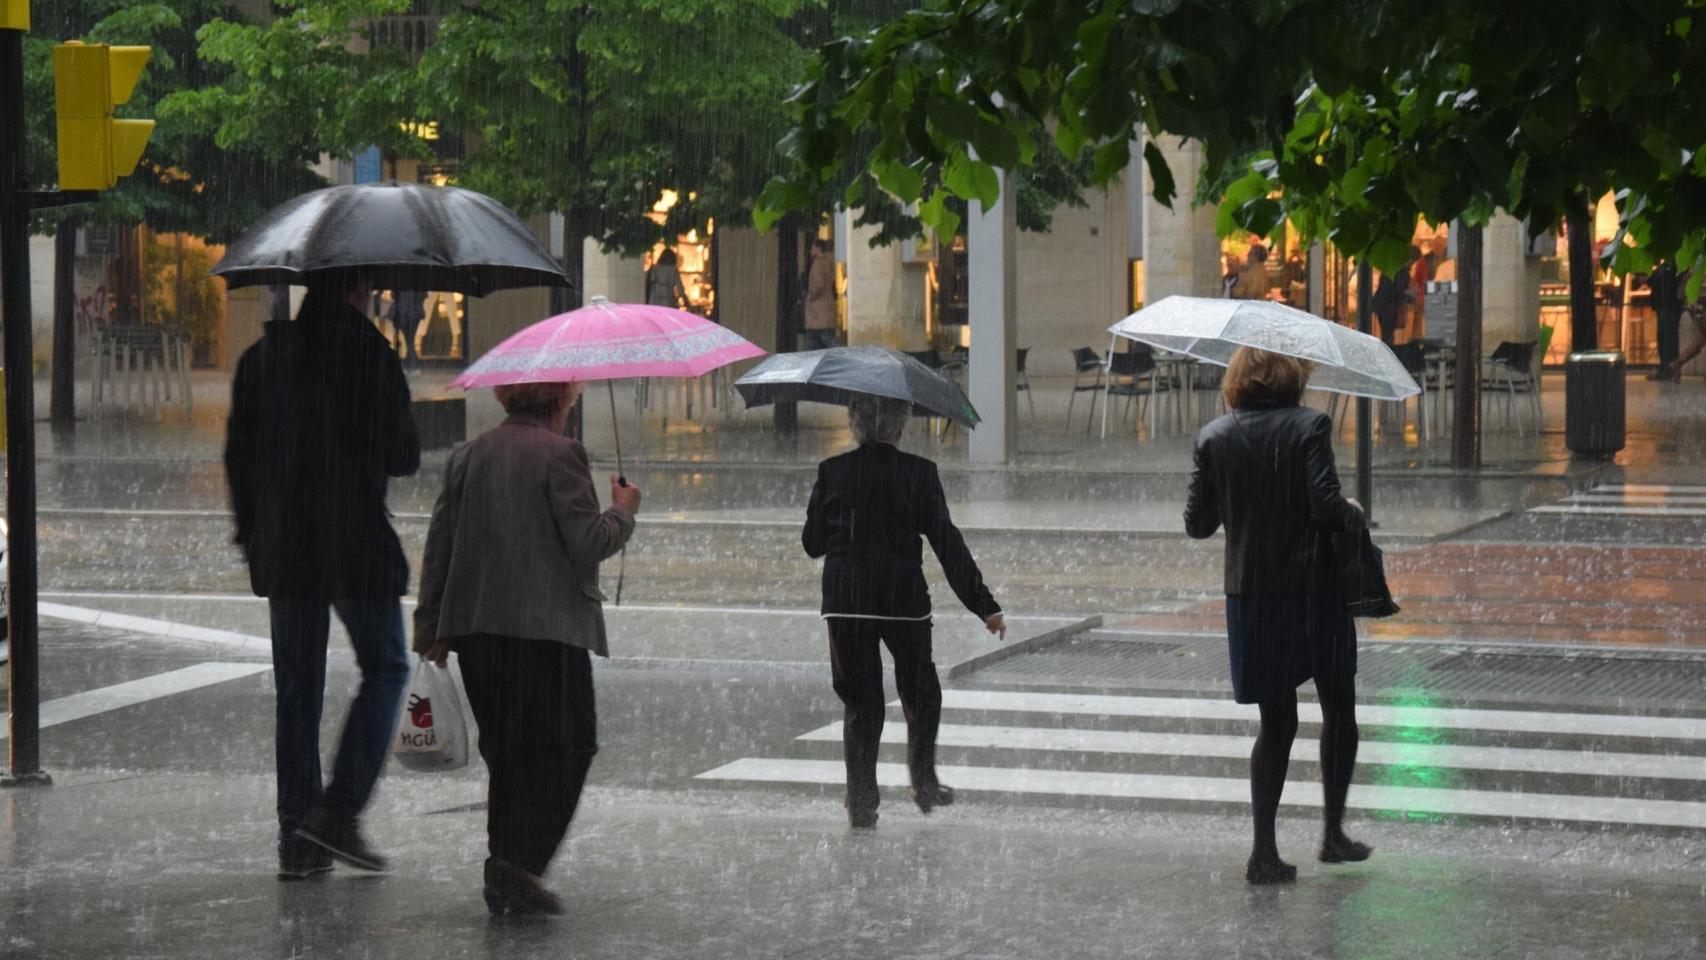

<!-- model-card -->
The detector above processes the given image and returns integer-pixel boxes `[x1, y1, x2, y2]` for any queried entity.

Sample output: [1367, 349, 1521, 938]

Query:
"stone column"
[1481, 211, 1541, 352]
[844, 221, 921, 349]
[1141, 137, 1222, 302]
[968, 171, 1018, 464]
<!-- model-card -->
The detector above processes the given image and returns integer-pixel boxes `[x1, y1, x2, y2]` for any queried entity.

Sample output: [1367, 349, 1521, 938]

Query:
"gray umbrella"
[211, 181, 570, 296]
[735, 346, 981, 428]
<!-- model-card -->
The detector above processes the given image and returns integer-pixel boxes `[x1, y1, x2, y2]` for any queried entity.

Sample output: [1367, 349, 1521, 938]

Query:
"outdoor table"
[1419, 339, 1454, 435]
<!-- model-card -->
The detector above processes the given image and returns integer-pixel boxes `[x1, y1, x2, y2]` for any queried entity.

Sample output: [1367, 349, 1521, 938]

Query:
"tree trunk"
[1565, 195, 1597, 352]
[51, 218, 77, 436]
[1453, 222, 1484, 469]
[115, 224, 143, 326]
[773, 211, 803, 437]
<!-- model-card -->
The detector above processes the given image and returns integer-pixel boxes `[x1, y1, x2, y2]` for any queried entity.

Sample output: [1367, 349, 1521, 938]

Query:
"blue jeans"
[269, 597, 410, 842]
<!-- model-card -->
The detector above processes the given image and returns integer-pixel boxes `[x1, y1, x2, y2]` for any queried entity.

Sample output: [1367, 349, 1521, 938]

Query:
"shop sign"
[353, 145, 382, 184]
[79, 224, 119, 257]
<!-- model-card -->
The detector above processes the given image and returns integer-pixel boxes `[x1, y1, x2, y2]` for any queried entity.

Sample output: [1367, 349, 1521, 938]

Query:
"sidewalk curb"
[947, 615, 1103, 680]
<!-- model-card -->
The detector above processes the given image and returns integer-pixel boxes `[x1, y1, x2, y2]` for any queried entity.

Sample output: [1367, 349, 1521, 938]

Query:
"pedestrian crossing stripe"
[1529, 483, 1706, 518]
[795, 722, 1706, 781]
[693, 689, 1706, 830]
[696, 759, 1706, 830]
[935, 689, 1706, 741]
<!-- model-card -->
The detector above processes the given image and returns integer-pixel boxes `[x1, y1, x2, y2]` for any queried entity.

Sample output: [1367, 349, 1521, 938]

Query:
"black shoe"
[1246, 853, 1298, 885]
[277, 838, 333, 881]
[1320, 833, 1374, 864]
[483, 858, 563, 917]
[847, 804, 879, 830]
[912, 783, 955, 814]
[296, 809, 388, 873]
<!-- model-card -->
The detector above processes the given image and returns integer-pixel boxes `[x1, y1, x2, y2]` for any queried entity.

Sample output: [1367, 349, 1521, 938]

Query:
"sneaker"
[278, 837, 334, 881]
[296, 808, 388, 873]
[0, 637, 9, 666]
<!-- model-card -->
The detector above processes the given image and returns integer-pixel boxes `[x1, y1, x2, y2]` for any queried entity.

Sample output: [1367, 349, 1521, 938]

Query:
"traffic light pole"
[1, 26, 50, 787]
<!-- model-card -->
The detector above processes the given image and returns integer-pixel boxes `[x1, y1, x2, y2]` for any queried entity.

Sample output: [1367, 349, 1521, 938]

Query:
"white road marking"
[1530, 505, 1706, 517]
[933, 689, 1706, 741]
[40, 602, 272, 655]
[694, 758, 1706, 829]
[36, 593, 1082, 624]
[1564, 494, 1706, 506]
[796, 722, 1706, 781]
[0, 662, 271, 740]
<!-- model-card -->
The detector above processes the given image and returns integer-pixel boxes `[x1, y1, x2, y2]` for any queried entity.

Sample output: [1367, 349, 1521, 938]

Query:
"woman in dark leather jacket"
[1185, 347, 1372, 884]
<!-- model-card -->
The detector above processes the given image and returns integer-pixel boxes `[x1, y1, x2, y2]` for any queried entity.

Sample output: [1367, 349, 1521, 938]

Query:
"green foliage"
[143, 238, 222, 355]
[24, 1, 340, 242]
[418, 0, 813, 257]
[759, 0, 1706, 279]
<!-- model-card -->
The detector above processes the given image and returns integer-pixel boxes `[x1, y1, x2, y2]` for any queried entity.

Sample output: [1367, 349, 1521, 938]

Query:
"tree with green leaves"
[24, 0, 349, 431]
[760, 0, 1706, 275]
[412, 0, 813, 306]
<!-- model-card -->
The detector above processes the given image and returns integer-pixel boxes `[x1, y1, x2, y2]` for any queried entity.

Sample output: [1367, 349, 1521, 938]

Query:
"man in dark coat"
[225, 271, 420, 879]
[803, 396, 1005, 829]
[1647, 262, 1686, 380]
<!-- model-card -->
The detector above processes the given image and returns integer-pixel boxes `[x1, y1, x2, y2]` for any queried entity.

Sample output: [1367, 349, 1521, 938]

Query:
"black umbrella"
[211, 181, 570, 296]
[734, 346, 981, 428]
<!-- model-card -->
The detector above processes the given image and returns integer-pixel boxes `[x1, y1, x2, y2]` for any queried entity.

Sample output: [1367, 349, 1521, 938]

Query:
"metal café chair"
[1484, 340, 1541, 436]
[1066, 346, 1104, 433]
[1388, 341, 1431, 440]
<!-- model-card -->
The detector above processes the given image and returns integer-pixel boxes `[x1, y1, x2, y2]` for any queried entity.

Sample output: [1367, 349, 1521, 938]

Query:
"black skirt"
[1224, 590, 1357, 705]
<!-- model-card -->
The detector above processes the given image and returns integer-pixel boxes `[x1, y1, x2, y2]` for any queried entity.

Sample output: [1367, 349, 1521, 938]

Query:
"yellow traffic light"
[53, 41, 154, 190]
[1, 0, 30, 31]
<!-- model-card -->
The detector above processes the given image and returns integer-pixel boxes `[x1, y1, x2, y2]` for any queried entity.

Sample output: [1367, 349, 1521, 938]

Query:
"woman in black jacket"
[1185, 347, 1371, 884]
[804, 396, 1006, 829]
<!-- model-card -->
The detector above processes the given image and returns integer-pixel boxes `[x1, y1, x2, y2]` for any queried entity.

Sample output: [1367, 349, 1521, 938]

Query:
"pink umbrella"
[449, 297, 767, 606]
[449, 296, 767, 474]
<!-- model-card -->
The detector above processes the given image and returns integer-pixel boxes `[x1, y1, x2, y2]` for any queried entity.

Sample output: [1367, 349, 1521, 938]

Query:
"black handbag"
[1333, 526, 1400, 618]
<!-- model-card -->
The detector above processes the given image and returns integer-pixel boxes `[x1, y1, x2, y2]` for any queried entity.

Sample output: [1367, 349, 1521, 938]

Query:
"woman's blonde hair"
[1221, 347, 1309, 410]
[493, 380, 577, 419]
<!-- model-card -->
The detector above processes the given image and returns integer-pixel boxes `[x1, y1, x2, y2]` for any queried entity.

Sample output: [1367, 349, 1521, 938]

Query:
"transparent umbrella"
[1107, 296, 1422, 400]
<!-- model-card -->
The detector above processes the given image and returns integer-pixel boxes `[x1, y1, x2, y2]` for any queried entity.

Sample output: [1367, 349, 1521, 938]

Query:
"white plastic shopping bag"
[392, 658, 469, 772]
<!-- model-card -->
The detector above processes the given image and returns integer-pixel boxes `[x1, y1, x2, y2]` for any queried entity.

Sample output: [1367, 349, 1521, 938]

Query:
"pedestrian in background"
[224, 270, 420, 880]
[392, 289, 427, 372]
[1233, 243, 1270, 300]
[803, 396, 1006, 829]
[801, 238, 838, 350]
[415, 380, 639, 917]
[646, 249, 689, 309]
[1184, 347, 1371, 884]
[1370, 266, 1409, 344]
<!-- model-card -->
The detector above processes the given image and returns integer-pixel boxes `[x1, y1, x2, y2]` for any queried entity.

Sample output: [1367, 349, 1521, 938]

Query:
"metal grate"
[1429, 651, 1706, 700]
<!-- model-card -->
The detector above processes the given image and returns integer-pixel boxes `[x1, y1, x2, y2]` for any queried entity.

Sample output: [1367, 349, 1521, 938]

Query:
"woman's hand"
[611, 475, 642, 514]
[423, 640, 449, 668]
[985, 613, 1007, 641]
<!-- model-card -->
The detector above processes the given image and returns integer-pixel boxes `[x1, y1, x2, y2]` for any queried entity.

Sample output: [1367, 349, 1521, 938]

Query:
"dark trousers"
[268, 597, 410, 844]
[827, 617, 941, 813]
[1658, 310, 1682, 365]
[457, 636, 598, 877]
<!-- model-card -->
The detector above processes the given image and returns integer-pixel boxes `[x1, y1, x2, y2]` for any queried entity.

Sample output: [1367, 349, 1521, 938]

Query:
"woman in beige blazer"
[415, 380, 640, 917]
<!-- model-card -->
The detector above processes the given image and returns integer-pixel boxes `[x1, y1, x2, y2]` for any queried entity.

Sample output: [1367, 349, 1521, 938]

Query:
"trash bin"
[1564, 351, 1625, 458]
